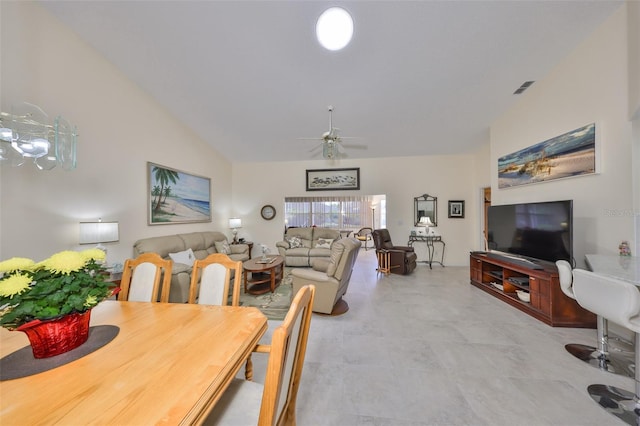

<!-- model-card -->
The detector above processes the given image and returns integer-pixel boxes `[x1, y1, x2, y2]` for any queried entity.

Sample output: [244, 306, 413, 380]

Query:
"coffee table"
[243, 255, 284, 295]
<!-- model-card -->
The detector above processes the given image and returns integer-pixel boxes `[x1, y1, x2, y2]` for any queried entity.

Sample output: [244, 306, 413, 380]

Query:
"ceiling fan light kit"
[299, 105, 363, 160]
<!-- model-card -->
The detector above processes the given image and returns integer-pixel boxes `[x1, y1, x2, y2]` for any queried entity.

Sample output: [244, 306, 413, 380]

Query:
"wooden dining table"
[0, 300, 267, 425]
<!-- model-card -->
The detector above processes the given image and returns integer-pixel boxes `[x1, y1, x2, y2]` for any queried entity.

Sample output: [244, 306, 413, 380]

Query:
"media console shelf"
[469, 252, 596, 328]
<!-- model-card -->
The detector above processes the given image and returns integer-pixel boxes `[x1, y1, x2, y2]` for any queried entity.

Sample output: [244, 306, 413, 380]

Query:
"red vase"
[17, 310, 92, 358]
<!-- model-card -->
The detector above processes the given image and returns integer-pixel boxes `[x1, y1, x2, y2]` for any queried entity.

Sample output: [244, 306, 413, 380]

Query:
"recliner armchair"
[372, 229, 417, 275]
[291, 238, 361, 315]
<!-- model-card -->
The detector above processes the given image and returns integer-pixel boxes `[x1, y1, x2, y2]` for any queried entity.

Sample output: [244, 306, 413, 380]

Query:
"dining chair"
[558, 260, 634, 377]
[119, 253, 172, 303]
[572, 269, 640, 425]
[188, 253, 242, 306]
[204, 284, 315, 426]
[354, 227, 373, 250]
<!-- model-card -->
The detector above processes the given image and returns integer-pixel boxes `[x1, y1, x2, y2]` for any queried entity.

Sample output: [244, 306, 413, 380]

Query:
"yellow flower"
[41, 251, 86, 275]
[0, 273, 32, 297]
[0, 257, 35, 274]
[81, 249, 106, 263]
[84, 295, 98, 307]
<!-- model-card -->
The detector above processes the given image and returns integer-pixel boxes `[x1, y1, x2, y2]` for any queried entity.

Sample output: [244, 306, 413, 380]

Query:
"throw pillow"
[286, 236, 303, 249]
[168, 248, 196, 267]
[315, 238, 334, 249]
[214, 240, 231, 254]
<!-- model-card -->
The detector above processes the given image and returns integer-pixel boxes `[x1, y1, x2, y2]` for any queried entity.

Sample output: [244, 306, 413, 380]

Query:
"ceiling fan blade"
[308, 144, 322, 153]
[342, 143, 367, 149]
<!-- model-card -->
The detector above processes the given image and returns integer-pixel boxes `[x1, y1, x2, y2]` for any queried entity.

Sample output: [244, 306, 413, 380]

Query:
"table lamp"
[79, 219, 119, 252]
[419, 216, 434, 227]
[229, 218, 242, 243]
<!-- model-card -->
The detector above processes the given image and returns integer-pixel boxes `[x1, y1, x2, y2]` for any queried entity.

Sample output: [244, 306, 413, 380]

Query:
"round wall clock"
[260, 205, 276, 220]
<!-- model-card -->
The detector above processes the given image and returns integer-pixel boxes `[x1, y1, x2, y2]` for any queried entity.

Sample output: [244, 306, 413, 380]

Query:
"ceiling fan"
[299, 106, 364, 159]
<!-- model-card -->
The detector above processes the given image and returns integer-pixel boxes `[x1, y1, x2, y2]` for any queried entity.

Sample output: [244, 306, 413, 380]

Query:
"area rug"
[238, 269, 293, 320]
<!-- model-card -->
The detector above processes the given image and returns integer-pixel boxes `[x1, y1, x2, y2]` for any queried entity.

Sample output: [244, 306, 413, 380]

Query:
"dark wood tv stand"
[469, 252, 596, 328]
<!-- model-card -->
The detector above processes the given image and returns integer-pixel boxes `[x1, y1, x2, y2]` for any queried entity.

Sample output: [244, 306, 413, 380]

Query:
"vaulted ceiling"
[39, 1, 623, 163]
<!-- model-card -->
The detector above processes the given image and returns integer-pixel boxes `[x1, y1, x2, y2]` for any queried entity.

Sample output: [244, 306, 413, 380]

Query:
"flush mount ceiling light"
[316, 7, 353, 51]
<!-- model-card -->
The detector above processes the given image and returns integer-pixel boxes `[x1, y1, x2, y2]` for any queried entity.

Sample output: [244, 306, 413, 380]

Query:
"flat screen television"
[487, 200, 573, 264]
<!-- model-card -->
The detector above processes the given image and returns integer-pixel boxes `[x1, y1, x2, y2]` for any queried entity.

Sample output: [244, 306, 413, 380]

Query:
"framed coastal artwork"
[306, 168, 360, 191]
[147, 162, 211, 225]
[497, 123, 596, 189]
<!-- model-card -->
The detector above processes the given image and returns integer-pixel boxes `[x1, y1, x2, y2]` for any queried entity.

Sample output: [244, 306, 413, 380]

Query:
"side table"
[407, 235, 445, 269]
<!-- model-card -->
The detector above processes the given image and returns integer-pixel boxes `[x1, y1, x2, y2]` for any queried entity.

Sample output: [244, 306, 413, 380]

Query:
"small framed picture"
[448, 200, 465, 218]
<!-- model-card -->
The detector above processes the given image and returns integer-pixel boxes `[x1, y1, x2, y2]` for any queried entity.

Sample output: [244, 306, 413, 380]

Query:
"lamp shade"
[419, 216, 434, 227]
[79, 221, 119, 244]
[228, 218, 242, 229]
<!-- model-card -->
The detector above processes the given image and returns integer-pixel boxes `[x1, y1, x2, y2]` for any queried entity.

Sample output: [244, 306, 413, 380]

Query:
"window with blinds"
[284, 196, 374, 230]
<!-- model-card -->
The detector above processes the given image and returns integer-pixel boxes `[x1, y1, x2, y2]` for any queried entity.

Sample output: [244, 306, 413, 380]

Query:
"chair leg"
[565, 315, 634, 378]
[586, 331, 640, 425]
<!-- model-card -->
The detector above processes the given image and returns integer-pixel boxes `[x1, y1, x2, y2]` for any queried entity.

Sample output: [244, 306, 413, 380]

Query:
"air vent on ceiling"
[513, 81, 535, 95]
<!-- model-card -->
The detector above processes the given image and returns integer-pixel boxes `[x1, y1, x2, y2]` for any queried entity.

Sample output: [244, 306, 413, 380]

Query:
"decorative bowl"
[490, 282, 503, 291]
[516, 289, 530, 302]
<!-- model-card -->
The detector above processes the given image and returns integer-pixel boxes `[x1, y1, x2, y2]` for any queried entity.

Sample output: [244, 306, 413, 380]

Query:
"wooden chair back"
[258, 284, 315, 425]
[188, 253, 242, 306]
[119, 253, 172, 303]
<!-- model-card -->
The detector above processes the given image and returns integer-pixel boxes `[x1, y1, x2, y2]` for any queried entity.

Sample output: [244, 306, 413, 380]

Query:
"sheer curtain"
[285, 196, 373, 229]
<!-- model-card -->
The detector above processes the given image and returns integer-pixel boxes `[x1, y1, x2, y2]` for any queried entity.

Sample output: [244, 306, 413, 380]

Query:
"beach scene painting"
[148, 162, 211, 224]
[306, 168, 360, 191]
[498, 123, 596, 189]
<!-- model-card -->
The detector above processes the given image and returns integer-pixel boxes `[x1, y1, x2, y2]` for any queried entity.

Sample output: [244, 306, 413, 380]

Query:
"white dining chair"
[572, 269, 640, 425]
[188, 253, 242, 306]
[558, 261, 633, 377]
[119, 253, 172, 303]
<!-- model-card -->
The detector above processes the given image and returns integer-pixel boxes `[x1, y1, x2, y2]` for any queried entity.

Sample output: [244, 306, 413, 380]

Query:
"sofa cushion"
[314, 238, 334, 249]
[314, 228, 341, 241]
[214, 240, 231, 254]
[309, 247, 331, 257]
[311, 258, 330, 272]
[286, 236, 303, 249]
[326, 242, 346, 277]
[172, 262, 192, 275]
[168, 248, 196, 267]
[133, 235, 185, 259]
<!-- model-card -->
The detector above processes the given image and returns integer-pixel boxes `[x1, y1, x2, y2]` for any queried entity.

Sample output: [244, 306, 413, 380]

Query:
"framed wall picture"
[497, 123, 596, 188]
[148, 162, 211, 225]
[448, 200, 465, 218]
[306, 168, 360, 191]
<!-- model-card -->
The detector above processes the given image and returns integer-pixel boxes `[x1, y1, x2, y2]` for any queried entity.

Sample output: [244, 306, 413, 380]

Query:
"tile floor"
[248, 249, 632, 425]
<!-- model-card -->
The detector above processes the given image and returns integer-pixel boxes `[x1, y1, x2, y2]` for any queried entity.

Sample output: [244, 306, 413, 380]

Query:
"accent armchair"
[372, 229, 417, 275]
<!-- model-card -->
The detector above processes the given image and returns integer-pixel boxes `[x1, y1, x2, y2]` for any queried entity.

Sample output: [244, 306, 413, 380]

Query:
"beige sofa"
[291, 238, 361, 314]
[133, 231, 249, 303]
[276, 227, 342, 267]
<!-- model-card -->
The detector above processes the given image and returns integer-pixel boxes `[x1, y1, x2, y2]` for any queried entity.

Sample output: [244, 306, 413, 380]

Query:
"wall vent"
[513, 81, 535, 95]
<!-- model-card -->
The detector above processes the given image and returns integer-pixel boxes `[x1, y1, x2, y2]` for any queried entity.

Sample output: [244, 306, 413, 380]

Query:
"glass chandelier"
[0, 103, 77, 171]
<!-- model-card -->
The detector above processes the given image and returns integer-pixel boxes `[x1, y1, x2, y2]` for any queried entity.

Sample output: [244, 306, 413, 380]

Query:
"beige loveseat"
[291, 238, 361, 314]
[133, 231, 250, 303]
[276, 227, 342, 267]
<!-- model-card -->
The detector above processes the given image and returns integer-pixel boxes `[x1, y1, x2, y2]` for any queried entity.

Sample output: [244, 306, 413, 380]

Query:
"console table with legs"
[408, 235, 445, 268]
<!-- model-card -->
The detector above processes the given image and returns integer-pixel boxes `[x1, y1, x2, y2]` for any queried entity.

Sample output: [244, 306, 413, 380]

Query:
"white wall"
[232, 154, 479, 266]
[0, 2, 233, 265]
[491, 4, 634, 268]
